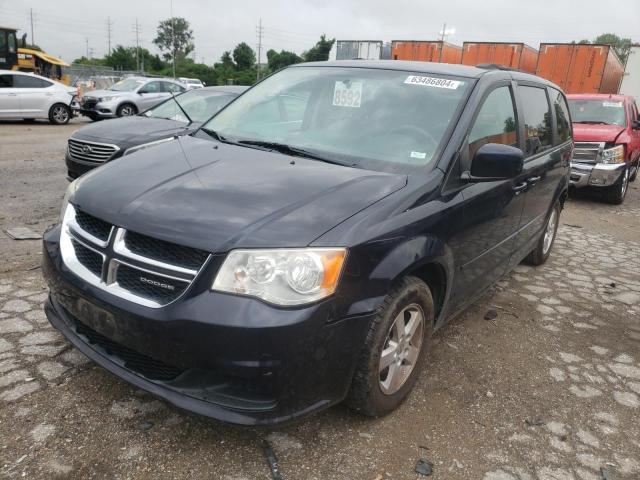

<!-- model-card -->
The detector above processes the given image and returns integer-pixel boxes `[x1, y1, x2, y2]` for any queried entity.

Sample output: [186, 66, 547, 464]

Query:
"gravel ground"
[1, 119, 640, 480]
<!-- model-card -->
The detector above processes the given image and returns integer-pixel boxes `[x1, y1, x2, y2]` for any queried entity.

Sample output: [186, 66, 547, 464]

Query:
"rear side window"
[551, 88, 571, 144]
[164, 82, 185, 93]
[468, 86, 518, 158]
[519, 86, 553, 156]
[14, 76, 52, 88]
[0, 74, 13, 88]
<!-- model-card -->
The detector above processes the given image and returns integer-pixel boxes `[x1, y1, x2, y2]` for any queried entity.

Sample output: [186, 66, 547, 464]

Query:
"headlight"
[98, 96, 115, 102]
[59, 178, 80, 222]
[212, 248, 347, 306]
[601, 145, 625, 164]
[123, 137, 175, 156]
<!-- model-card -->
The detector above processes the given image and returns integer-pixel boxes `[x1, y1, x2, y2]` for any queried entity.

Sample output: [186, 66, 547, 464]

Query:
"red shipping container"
[461, 42, 538, 73]
[536, 44, 624, 94]
[391, 41, 462, 64]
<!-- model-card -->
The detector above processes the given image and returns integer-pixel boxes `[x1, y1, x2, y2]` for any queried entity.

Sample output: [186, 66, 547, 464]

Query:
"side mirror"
[632, 119, 639, 130]
[462, 143, 524, 182]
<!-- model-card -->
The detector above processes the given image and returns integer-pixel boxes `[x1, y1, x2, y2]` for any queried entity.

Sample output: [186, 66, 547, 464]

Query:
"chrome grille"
[68, 139, 119, 164]
[572, 142, 604, 164]
[59, 204, 209, 308]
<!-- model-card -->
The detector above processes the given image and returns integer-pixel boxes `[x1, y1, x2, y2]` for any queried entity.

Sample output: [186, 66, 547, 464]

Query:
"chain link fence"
[62, 64, 144, 93]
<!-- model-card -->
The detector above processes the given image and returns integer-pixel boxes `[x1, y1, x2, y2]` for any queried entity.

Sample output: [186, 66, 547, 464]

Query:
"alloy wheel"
[120, 105, 135, 116]
[620, 167, 629, 198]
[542, 208, 557, 255]
[379, 304, 425, 395]
[52, 106, 69, 124]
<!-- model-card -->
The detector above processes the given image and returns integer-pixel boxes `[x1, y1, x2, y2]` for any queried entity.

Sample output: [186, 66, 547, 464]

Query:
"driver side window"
[468, 86, 518, 158]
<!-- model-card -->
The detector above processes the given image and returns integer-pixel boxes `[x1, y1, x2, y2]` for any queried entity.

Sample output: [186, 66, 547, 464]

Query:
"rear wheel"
[525, 201, 560, 266]
[116, 103, 137, 117]
[48, 104, 71, 125]
[604, 166, 629, 205]
[346, 276, 434, 417]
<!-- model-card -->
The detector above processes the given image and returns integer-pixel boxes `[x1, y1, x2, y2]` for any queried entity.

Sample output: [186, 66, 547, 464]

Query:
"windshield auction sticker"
[333, 81, 362, 108]
[404, 76, 461, 89]
[602, 101, 623, 108]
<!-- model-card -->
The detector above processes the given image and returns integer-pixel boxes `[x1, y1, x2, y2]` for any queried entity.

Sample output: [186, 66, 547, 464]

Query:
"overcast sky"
[1, 0, 638, 65]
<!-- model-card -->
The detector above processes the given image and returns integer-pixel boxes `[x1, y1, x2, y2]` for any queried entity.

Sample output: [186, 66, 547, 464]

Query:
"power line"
[107, 17, 113, 55]
[132, 19, 142, 71]
[29, 8, 35, 44]
[256, 18, 264, 81]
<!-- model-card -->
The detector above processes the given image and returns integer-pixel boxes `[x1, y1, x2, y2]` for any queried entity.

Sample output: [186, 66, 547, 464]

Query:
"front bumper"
[65, 150, 117, 180]
[78, 99, 118, 118]
[569, 162, 626, 188]
[42, 226, 372, 425]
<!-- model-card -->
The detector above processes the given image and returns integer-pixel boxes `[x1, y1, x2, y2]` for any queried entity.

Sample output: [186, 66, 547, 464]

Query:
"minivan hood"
[72, 136, 407, 252]
[72, 116, 193, 146]
[572, 123, 625, 143]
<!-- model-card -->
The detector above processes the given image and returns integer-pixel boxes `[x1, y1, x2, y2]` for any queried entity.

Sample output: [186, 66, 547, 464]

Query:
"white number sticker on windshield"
[333, 81, 362, 108]
[404, 76, 461, 89]
[602, 101, 623, 108]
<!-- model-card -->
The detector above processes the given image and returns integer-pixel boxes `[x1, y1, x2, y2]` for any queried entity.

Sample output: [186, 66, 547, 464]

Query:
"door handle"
[512, 182, 528, 195]
[527, 176, 541, 185]
[8, 93, 17, 96]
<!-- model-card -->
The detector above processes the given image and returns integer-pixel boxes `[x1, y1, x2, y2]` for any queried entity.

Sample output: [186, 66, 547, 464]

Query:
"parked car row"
[42, 60, 578, 426]
[0, 71, 212, 124]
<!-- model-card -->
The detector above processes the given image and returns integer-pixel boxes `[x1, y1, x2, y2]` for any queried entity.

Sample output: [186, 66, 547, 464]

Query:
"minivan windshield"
[110, 78, 145, 92]
[200, 66, 471, 173]
[568, 99, 627, 127]
[145, 90, 235, 123]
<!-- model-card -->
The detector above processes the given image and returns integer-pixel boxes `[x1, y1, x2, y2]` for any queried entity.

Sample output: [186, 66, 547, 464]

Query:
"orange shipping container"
[461, 42, 538, 73]
[391, 41, 462, 64]
[536, 44, 624, 94]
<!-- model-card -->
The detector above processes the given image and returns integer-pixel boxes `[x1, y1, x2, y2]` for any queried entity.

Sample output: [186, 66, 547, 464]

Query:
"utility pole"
[107, 17, 113, 55]
[256, 18, 263, 81]
[133, 19, 142, 71]
[30, 8, 35, 44]
[440, 22, 446, 42]
[85, 38, 89, 59]
[170, 0, 176, 78]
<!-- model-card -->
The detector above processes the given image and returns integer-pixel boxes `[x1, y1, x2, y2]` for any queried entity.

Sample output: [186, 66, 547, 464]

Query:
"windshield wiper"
[236, 140, 350, 166]
[574, 120, 609, 125]
[169, 92, 192, 124]
[200, 128, 227, 142]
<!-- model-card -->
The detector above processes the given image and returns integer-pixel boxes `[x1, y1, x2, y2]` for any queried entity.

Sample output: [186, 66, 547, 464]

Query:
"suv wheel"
[346, 276, 433, 417]
[48, 104, 71, 125]
[604, 166, 629, 205]
[525, 201, 560, 266]
[117, 103, 137, 117]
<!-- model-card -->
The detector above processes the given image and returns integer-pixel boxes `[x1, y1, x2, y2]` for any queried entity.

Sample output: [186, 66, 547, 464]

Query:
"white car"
[179, 77, 205, 90]
[0, 69, 77, 124]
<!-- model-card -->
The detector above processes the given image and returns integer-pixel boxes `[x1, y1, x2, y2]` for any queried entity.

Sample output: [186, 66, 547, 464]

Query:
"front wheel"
[48, 104, 71, 125]
[346, 276, 434, 417]
[116, 103, 137, 117]
[604, 166, 629, 205]
[525, 201, 560, 266]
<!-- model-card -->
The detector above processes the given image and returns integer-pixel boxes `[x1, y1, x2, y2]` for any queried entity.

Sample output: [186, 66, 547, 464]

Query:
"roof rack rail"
[475, 63, 519, 72]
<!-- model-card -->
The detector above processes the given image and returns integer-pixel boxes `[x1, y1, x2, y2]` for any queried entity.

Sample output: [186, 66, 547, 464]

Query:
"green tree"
[153, 17, 194, 62]
[304, 35, 335, 62]
[233, 42, 256, 70]
[266, 49, 303, 71]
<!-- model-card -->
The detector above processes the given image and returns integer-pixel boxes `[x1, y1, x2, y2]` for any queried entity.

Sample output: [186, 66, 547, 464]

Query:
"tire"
[525, 201, 560, 266]
[346, 276, 434, 417]
[604, 166, 629, 205]
[630, 162, 639, 182]
[48, 104, 71, 125]
[116, 103, 137, 117]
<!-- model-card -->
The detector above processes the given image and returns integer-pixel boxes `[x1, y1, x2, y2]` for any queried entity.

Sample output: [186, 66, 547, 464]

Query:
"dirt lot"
[1, 119, 640, 480]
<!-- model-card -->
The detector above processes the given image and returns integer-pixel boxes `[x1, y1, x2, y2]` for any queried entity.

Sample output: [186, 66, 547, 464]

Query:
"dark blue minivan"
[42, 61, 571, 425]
